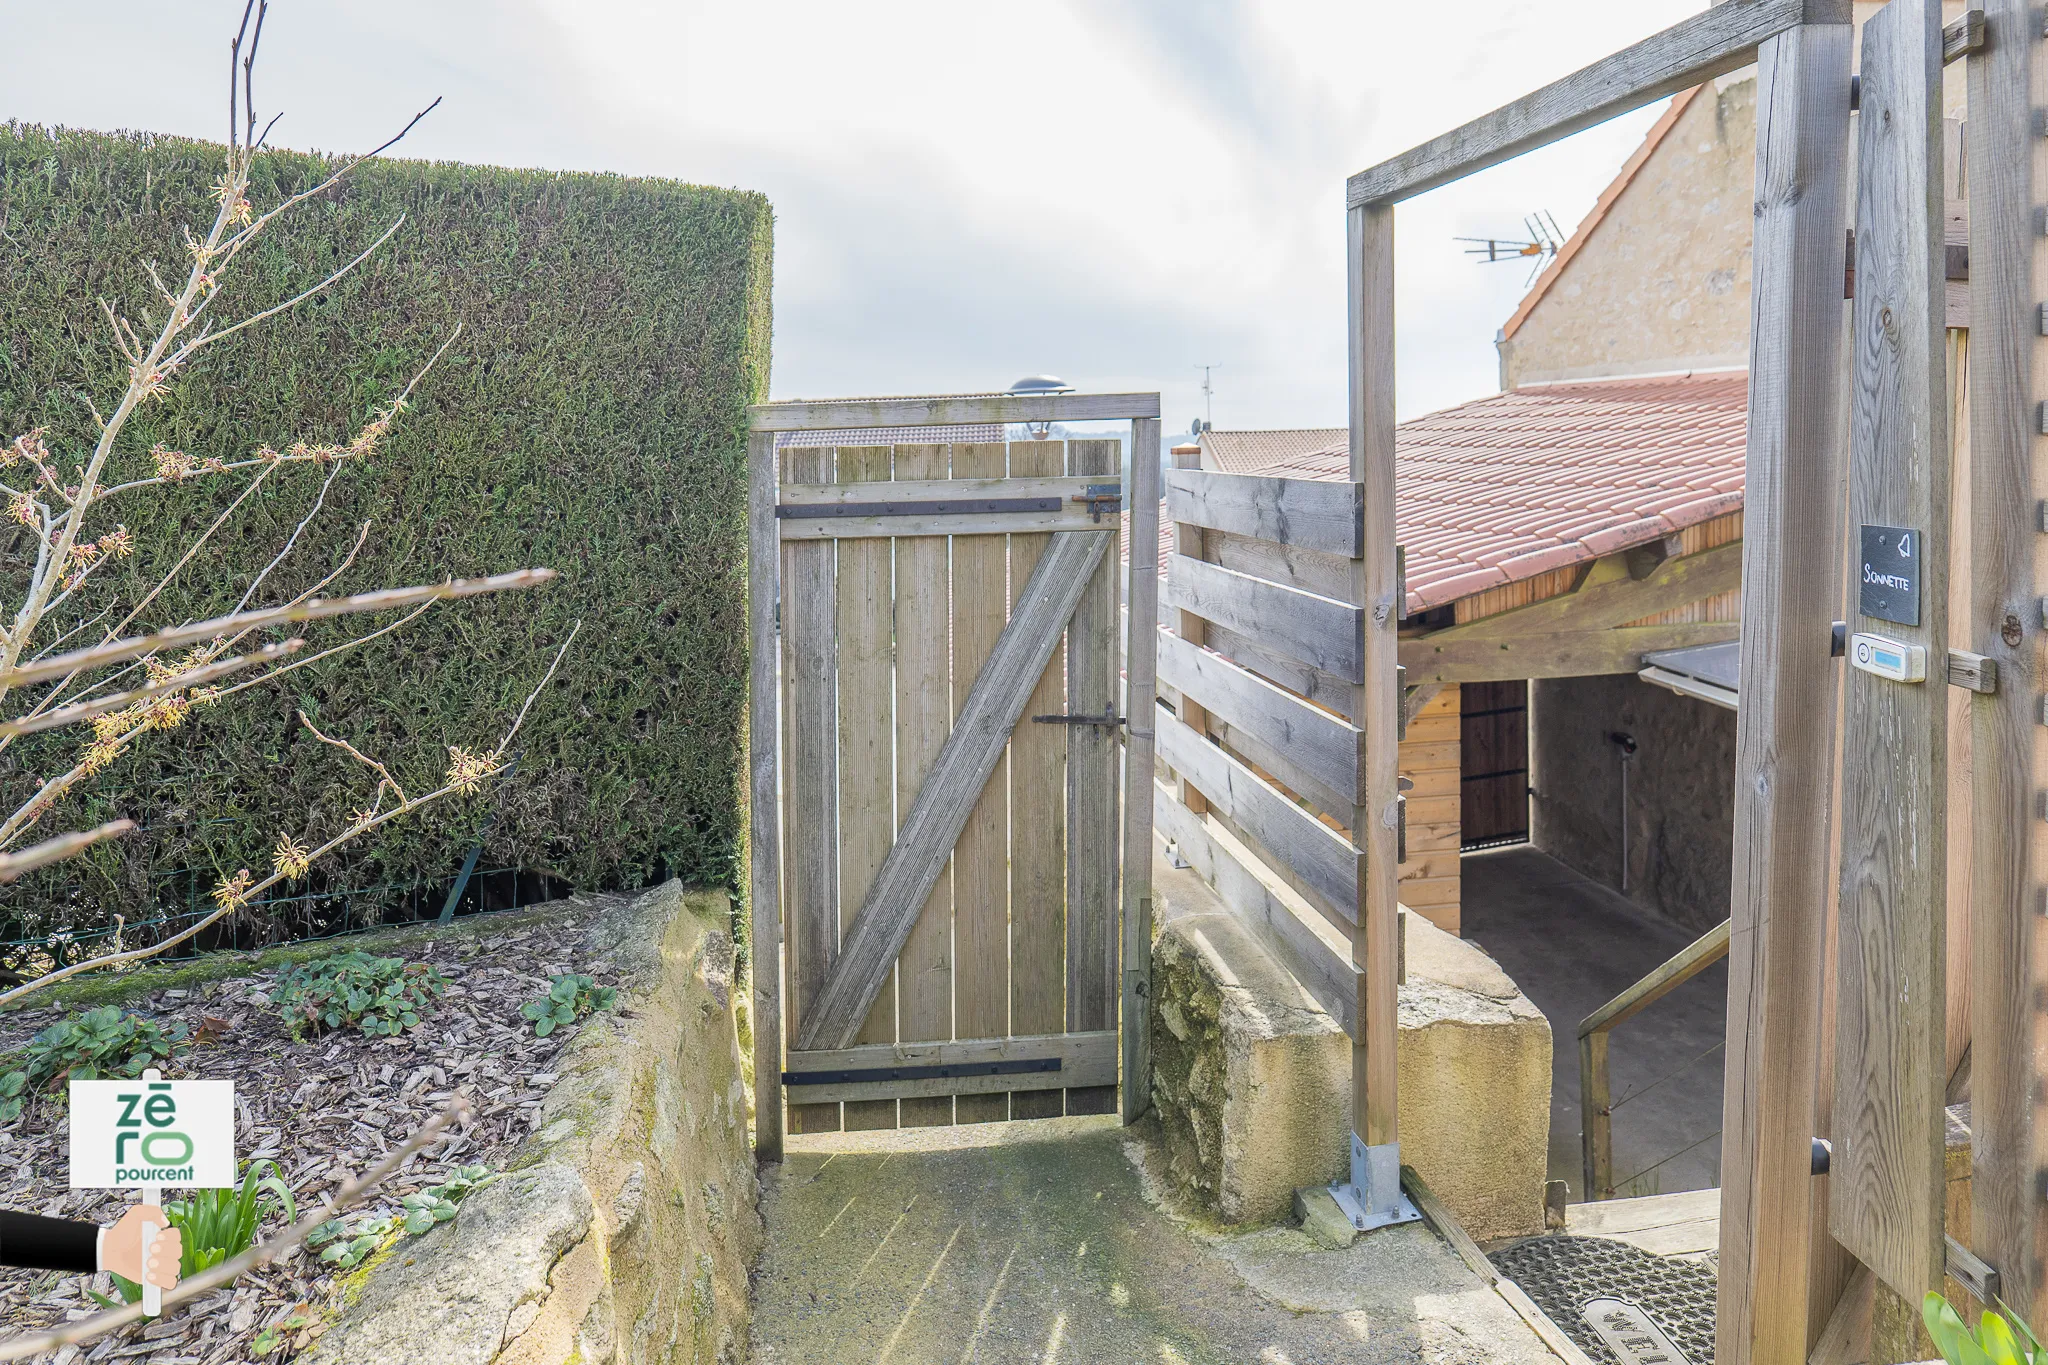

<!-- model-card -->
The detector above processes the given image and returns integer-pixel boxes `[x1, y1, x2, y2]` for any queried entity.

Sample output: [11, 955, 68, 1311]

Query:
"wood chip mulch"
[0, 894, 635, 1364]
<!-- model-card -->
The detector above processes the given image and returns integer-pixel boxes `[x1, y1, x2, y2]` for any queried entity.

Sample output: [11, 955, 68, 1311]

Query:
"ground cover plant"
[1926, 1292, 2045, 1365]
[0, 1005, 188, 1123]
[521, 971, 615, 1036]
[0, 903, 627, 1361]
[271, 950, 445, 1040]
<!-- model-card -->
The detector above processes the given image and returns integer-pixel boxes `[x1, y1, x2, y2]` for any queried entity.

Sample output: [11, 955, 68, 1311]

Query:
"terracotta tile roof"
[1197, 427, 1349, 474]
[1225, 373, 1748, 614]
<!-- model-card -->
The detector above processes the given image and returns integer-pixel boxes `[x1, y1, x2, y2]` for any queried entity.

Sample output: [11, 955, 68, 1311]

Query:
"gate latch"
[1032, 704, 1124, 728]
[1071, 484, 1122, 523]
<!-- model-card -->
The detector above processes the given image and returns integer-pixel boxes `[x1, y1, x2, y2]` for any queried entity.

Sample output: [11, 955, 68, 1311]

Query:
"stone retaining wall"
[308, 882, 760, 1365]
[1150, 856, 1551, 1241]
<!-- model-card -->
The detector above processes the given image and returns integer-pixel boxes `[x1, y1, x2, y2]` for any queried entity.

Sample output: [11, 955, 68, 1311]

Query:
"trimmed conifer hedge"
[0, 124, 772, 938]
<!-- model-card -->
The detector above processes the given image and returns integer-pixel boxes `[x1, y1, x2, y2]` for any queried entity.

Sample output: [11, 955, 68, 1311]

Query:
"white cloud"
[5, 0, 1709, 432]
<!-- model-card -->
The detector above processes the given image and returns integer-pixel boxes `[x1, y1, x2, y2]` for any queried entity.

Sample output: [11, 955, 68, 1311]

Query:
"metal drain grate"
[1488, 1236, 1717, 1364]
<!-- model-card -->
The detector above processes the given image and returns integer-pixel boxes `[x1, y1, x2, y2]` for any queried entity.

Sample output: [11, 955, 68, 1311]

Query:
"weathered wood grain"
[779, 475, 1110, 506]
[796, 528, 1112, 1053]
[1710, 22, 1854, 1362]
[1066, 442, 1120, 1091]
[1155, 705, 1362, 931]
[1170, 446, 1215, 819]
[1204, 624, 1357, 722]
[1008, 441, 1069, 1120]
[1165, 554, 1364, 683]
[745, 428, 785, 1161]
[1158, 629, 1362, 806]
[1411, 539, 1745, 645]
[1163, 469, 1363, 557]
[893, 444, 955, 1129]
[749, 391, 1160, 431]
[780, 443, 841, 1135]
[1206, 529, 1355, 603]
[779, 507, 1114, 540]
[836, 446, 900, 1132]
[1121, 417, 1163, 1124]
[1829, 0, 1950, 1305]
[951, 443, 1012, 1124]
[782, 1030, 1117, 1103]
[1966, 0, 2048, 1321]
[1399, 621, 1739, 684]
[1346, 0, 1847, 207]
[1350, 203, 1401, 1152]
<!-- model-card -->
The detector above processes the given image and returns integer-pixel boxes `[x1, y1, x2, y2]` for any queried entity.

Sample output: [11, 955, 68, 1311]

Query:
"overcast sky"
[7, 0, 1709, 434]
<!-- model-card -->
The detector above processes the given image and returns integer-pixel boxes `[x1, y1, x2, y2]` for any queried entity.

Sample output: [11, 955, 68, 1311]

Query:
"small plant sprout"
[103, 1159, 297, 1303]
[1925, 1292, 2045, 1365]
[523, 973, 617, 1037]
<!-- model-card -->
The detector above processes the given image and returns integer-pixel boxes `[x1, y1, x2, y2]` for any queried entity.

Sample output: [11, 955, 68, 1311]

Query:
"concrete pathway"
[750, 1115, 1559, 1365]
[1460, 845, 1727, 1200]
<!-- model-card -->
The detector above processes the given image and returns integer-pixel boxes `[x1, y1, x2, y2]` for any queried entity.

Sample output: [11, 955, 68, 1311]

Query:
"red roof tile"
[1241, 373, 1748, 613]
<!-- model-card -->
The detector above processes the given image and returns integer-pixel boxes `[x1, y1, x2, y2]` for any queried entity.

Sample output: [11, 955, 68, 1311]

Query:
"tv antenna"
[1456, 211, 1567, 286]
[1194, 363, 1221, 431]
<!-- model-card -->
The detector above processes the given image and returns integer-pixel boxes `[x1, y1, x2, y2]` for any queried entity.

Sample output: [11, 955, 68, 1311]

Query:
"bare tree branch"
[0, 641, 301, 740]
[0, 569, 555, 690]
[0, 820, 135, 883]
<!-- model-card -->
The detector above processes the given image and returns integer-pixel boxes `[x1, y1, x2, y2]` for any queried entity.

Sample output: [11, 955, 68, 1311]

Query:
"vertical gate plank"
[1830, 0, 1949, 1304]
[1714, 19, 1852, 1365]
[1066, 438, 1120, 1116]
[837, 445, 899, 1132]
[1348, 203, 1399, 1153]
[747, 427, 784, 1161]
[894, 443, 956, 1129]
[781, 442, 842, 1136]
[1968, 0, 2048, 1319]
[1010, 439, 1069, 1120]
[1123, 416, 1162, 1124]
[951, 441, 1012, 1123]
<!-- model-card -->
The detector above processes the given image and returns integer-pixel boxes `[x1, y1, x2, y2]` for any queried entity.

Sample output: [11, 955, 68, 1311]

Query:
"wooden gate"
[745, 394, 1161, 1154]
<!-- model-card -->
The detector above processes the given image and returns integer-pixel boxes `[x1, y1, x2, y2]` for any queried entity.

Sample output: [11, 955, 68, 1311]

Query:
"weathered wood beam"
[1714, 18, 1853, 1361]
[1164, 554, 1364, 683]
[1400, 622, 1739, 684]
[783, 1030, 1117, 1104]
[1350, 202, 1402, 1155]
[1423, 538, 1746, 645]
[1966, 0, 2048, 1321]
[1157, 629, 1362, 804]
[1164, 469, 1363, 557]
[1155, 705, 1360, 930]
[1346, 0, 1848, 208]
[748, 392, 1160, 431]
[1122, 416, 1163, 1125]
[1829, 0, 1950, 1305]
[746, 429, 785, 1163]
[795, 529, 1113, 1052]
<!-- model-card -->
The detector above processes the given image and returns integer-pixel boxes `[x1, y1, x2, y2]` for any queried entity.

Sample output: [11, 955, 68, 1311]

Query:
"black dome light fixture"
[1008, 374, 1073, 439]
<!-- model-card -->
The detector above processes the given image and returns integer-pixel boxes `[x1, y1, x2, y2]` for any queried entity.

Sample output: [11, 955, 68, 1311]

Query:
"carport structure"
[1326, 0, 2045, 1357]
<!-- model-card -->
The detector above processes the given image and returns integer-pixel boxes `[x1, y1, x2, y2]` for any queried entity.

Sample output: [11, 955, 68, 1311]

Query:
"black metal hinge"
[1032, 705, 1124, 728]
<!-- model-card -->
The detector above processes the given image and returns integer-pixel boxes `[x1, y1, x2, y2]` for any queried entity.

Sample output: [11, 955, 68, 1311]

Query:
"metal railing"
[1577, 918, 1730, 1201]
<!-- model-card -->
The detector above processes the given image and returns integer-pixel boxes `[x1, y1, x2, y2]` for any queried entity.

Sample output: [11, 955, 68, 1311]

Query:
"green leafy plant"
[306, 1164, 496, 1266]
[0, 1006, 187, 1122]
[1925, 1292, 2044, 1365]
[522, 973, 616, 1037]
[273, 951, 445, 1039]
[103, 1159, 296, 1304]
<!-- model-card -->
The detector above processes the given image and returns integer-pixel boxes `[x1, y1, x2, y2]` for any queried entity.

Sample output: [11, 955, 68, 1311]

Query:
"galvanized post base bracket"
[1328, 1134, 1421, 1232]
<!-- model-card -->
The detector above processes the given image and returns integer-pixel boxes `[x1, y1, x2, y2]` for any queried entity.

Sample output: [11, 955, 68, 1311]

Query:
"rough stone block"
[1149, 855, 1551, 1243]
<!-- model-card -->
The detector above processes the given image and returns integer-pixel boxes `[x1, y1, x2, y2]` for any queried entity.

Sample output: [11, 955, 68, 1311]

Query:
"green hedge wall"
[0, 124, 772, 935]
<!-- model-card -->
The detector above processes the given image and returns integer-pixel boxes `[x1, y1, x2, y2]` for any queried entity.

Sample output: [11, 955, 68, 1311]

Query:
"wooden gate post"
[1967, 0, 2048, 1320]
[1830, 0, 1951, 1308]
[746, 426, 785, 1163]
[1333, 200, 1418, 1230]
[1714, 17, 1852, 1363]
[1122, 417, 1161, 1124]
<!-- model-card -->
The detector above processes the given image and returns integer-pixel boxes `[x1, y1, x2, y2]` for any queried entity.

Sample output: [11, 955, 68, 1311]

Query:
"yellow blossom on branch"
[445, 746, 498, 795]
[212, 869, 254, 912]
[271, 833, 311, 881]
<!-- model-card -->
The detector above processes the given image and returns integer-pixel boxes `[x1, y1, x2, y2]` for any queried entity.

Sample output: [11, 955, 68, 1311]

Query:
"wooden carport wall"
[1343, 0, 2024, 1357]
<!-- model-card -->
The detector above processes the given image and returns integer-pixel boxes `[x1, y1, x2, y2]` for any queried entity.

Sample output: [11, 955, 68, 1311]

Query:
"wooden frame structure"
[1346, 0, 2048, 1353]
[746, 392, 1162, 1159]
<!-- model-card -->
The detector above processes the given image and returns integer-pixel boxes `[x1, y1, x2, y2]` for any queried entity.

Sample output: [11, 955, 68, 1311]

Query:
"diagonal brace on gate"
[795, 527, 1116, 1052]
